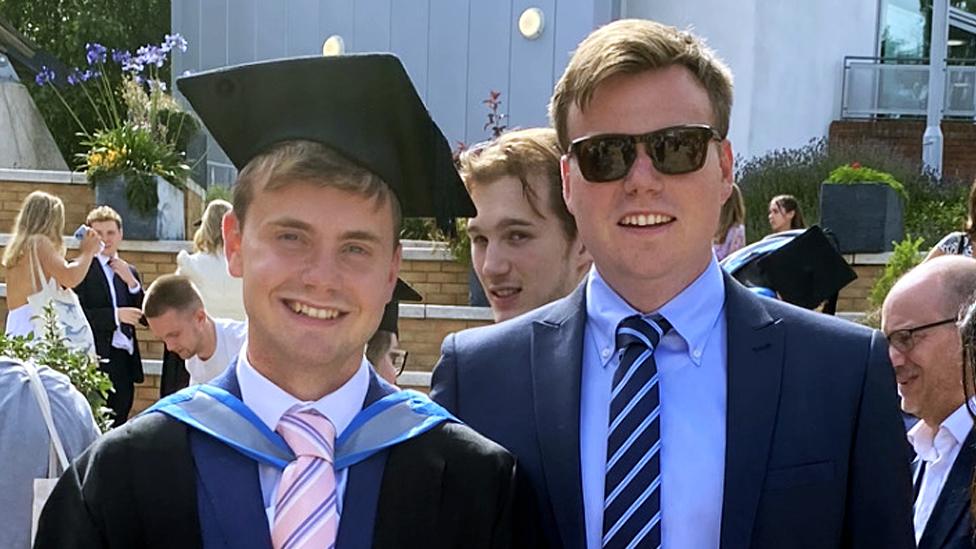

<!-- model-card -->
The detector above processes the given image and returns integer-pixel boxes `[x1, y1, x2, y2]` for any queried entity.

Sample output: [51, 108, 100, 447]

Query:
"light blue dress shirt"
[580, 258, 728, 548]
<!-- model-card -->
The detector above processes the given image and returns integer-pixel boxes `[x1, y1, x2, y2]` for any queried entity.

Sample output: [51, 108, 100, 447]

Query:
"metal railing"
[841, 56, 976, 119]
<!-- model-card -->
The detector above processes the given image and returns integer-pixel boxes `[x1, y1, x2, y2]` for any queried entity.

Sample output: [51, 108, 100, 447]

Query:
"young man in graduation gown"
[35, 54, 523, 549]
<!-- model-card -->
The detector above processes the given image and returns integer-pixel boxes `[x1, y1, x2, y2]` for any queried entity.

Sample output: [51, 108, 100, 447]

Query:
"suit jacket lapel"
[335, 370, 396, 549]
[192, 368, 271, 549]
[918, 427, 976, 549]
[719, 275, 785, 549]
[531, 283, 587, 548]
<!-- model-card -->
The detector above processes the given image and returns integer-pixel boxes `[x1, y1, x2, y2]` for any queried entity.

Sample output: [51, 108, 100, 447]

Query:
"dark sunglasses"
[568, 124, 723, 182]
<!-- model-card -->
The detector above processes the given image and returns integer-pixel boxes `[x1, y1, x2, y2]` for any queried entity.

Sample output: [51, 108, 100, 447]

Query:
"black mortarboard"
[756, 225, 857, 309]
[176, 54, 475, 228]
[378, 278, 423, 336]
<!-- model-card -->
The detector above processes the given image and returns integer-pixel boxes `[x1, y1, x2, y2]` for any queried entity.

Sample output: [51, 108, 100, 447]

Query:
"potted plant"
[819, 162, 906, 253]
[33, 35, 196, 240]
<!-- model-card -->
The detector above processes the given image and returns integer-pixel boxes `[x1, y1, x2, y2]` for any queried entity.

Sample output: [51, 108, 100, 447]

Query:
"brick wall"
[835, 264, 885, 314]
[399, 259, 470, 306]
[0, 180, 94, 231]
[0, 174, 207, 240]
[829, 119, 976, 182]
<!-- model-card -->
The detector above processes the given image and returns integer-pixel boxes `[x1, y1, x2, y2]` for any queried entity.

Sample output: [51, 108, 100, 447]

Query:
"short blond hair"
[86, 205, 123, 229]
[459, 128, 576, 240]
[232, 140, 401, 243]
[193, 199, 232, 254]
[549, 19, 734, 151]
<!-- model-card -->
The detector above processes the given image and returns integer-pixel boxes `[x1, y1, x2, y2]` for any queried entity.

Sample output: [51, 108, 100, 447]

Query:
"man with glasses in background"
[433, 18, 913, 549]
[883, 255, 976, 549]
[366, 280, 420, 385]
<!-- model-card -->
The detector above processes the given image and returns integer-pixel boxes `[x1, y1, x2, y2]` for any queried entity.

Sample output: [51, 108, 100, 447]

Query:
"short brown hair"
[459, 128, 576, 240]
[86, 205, 123, 229]
[143, 274, 205, 318]
[550, 19, 734, 151]
[232, 140, 401, 243]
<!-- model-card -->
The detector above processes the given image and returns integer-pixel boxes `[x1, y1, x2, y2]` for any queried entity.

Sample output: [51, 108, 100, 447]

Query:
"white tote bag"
[26, 243, 97, 358]
[24, 361, 70, 544]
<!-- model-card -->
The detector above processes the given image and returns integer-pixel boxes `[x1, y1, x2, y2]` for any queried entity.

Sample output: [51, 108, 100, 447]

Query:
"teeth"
[289, 301, 340, 319]
[493, 288, 519, 297]
[621, 214, 673, 227]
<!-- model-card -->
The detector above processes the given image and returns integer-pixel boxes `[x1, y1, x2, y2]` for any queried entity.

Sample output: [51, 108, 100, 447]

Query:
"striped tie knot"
[615, 314, 671, 355]
[276, 408, 336, 462]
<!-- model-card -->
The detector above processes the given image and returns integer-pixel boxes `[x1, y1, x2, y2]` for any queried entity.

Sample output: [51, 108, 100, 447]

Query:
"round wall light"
[322, 35, 345, 56]
[518, 7, 545, 40]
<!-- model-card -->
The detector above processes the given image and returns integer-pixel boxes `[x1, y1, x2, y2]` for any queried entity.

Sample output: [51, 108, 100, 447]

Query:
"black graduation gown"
[34, 368, 527, 548]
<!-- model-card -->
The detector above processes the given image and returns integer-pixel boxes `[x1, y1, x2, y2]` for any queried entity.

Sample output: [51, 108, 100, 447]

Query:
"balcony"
[841, 56, 976, 118]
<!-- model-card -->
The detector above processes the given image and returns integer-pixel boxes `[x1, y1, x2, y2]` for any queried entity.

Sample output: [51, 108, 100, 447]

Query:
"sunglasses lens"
[575, 136, 636, 182]
[648, 127, 712, 175]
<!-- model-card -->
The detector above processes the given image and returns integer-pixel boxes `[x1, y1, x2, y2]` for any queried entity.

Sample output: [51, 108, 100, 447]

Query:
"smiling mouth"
[619, 213, 675, 227]
[285, 300, 342, 320]
[489, 287, 521, 300]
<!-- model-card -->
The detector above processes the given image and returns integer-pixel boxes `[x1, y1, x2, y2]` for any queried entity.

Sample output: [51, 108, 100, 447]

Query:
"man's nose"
[300, 249, 343, 288]
[480, 241, 511, 277]
[621, 146, 666, 194]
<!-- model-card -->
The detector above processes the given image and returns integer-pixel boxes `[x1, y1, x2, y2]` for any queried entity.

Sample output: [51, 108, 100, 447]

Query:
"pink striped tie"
[271, 407, 338, 549]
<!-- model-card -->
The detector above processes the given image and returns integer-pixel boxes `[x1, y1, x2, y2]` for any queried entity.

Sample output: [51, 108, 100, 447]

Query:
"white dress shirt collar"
[908, 400, 975, 463]
[235, 340, 371, 438]
[585, 255, 726, 368]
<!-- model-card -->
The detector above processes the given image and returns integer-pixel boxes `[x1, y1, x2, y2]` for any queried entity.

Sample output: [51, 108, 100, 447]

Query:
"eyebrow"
[469, 217, 538, 234]
[267, 218, 385, 243]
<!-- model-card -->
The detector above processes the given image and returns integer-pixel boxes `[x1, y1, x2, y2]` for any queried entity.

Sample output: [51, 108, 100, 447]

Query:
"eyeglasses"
[884, 317, 957, 353]
[390, 349, 409, 377]
[567, 124, 723, 183]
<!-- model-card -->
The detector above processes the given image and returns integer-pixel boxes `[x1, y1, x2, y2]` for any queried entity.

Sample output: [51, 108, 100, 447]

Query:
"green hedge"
[736, 138, 969, 247]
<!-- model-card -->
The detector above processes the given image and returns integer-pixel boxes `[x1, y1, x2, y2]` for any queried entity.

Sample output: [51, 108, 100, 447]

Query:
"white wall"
[622, 0, 879, 160]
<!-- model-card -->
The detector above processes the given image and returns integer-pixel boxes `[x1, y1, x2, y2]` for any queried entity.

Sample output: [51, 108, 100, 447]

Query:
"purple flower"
[85, 43, 107, 65]
[34, 66, 55, 86]
[122, 54, 144, 74]
[136, 45, 165, 68]
[67, 68, 82, 85]
[162, 33, 188, 53]
[111, 49, 130, 65]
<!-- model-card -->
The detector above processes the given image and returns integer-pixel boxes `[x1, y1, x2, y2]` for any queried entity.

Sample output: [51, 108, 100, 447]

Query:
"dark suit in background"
[74, 259, 144, 425]
[915, 429, 976, 549]
[432, 275, 915, 549]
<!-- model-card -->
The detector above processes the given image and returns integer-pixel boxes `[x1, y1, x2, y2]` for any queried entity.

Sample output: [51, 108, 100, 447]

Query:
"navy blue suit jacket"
[431, 274, 915, 549]
[915, 427, 976, 549]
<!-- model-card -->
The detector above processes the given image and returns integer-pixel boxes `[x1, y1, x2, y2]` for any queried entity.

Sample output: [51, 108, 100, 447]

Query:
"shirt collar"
[97, 252, 117, 265]
[235, 340, 370, 438]
[908, 399, 975, 462]
[585, 255, 726, 368]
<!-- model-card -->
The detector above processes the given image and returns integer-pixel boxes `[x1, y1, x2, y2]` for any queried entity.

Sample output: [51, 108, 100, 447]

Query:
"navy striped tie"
[603, 314, 671, 549]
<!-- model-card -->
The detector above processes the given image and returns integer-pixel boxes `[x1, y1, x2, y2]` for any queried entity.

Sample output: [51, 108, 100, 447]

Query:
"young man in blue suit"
[884, 256, 976, 549]
[432, 18, 914, 549]
[36, 55, 522, 549]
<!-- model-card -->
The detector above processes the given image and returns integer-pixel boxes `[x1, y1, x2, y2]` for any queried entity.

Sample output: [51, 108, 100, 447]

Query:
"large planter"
[818, 182, 904, 254]
[93, 175, 185, 240]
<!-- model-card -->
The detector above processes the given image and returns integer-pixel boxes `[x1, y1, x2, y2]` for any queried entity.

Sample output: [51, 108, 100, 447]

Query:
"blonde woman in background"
[175, 199, 244, 320]
[2, 191, 101, 337]
[713, 183, 746, 261]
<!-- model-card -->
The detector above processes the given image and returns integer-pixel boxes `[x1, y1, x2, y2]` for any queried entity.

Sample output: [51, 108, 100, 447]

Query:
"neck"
[246, 346, 361, 402]
[922, 398, 967, 431]
[197, 316, 218, 361]
[602, 254, 711, 313]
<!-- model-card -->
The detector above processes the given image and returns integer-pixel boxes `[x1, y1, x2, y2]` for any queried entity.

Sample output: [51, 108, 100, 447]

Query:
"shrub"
[0, 305, 113, 431]
[736, 137, 969, 247]
[825, 162, 906, 198]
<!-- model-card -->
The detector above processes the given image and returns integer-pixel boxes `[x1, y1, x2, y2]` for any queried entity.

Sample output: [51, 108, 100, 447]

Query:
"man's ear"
[223, 213, 244, 277]
[718, 139, 735, 201]
[560, 155, 576, 216]
[571, 238, 592, 279]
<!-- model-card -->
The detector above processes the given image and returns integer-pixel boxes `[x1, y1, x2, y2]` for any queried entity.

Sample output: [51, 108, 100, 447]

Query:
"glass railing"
[841, 56, 976, 118]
